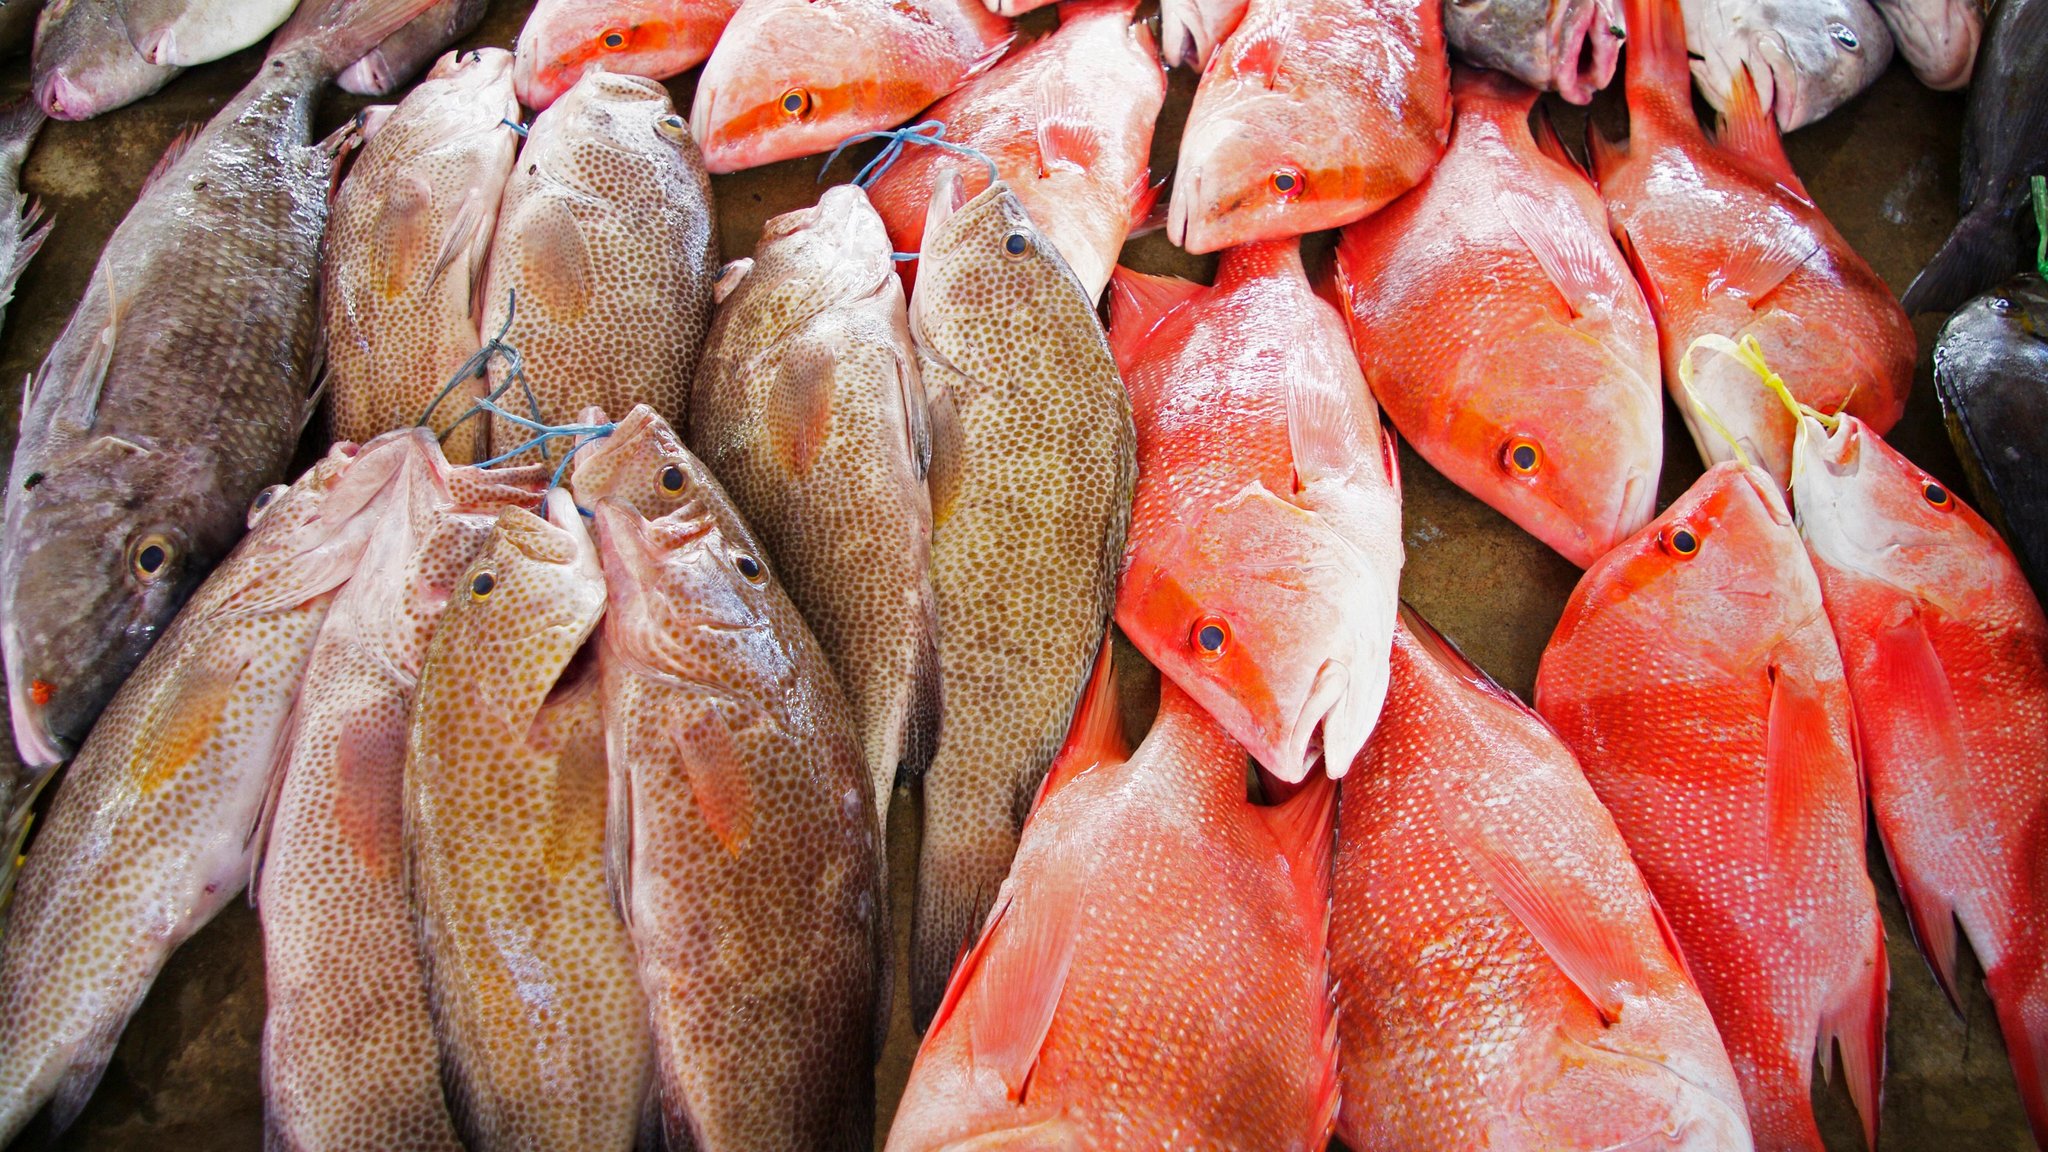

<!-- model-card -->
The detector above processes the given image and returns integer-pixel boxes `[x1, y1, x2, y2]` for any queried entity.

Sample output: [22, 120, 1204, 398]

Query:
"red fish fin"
[1380, 416, 1401, 494]
[1585, 121, 1628, 188]
[959, 35, 1017, 85]
[1308, 994, 1341, 1143]
[1496, 189, 1626, 321]
[1993, 983, 2048, 1147]
[1644, 883, 1705, 993]
[1032, 637, 1128, 814]
[1532, 105, 1591, 182]
[1399, 604, 1529, 713]
[1228, 14, 1289, 86]
[1259, 772, 1335, 972]
[966, 860, 1084, 1100]
[141, 123, 206, 196]
[1715, 65, 1810, 202]
[667, 703, 755, 856]
[1106, 267, 1200, 368]
[1712, 229, 1821, 308]
[1034, 75, 1101, 174]
[1817, 915, 1888, 1151]
[1620, 0, 1691, 105]
[769, 336, 835, 478]
[1612, 223, 1667, 316]
[1763, 662, 1840, 868]
[1285, 370, 1371, 490]
[1124, 171, 1164, 236]
[1875, 816, 1960, 1010]
[927, 893, 1005, 1039]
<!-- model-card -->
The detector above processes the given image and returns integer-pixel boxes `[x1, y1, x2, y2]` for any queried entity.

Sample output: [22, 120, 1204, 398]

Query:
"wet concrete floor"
[0, 1, 2031, 1148]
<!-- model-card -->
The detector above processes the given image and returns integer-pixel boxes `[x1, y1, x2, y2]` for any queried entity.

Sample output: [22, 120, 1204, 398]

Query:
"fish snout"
[37, 70, 96, 122]
[1551, 0, 1622, 104]
[336, 51, 396, 98]
[1159, 0, 1208, 67]
[6, 656, 72, 770]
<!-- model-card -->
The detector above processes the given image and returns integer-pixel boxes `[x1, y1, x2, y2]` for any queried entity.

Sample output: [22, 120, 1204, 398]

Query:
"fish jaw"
[1872, 0, 1980, 88]
[1160, 0, 1249, 68]
[1548, 0, 1623, 101]
[1687, 0, 1892, 130]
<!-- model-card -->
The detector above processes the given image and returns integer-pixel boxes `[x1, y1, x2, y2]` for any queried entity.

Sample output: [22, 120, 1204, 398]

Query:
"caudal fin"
[270, 0, 442, 77]
[1817, 914, 1888, 1151]
[1901, 209, 2019, 315]
[1986, 964, 2048, 1148]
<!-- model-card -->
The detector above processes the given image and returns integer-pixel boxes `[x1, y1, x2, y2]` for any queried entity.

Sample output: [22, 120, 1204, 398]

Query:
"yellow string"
[1677, 334, 1837, 470]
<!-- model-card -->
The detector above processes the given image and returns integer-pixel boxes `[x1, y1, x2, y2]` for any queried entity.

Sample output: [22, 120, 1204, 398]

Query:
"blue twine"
[819, 120, 999, 190]
[500, 117, 529, 138]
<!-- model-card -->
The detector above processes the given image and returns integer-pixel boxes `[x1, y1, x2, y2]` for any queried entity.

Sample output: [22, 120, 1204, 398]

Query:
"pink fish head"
[514, 0, 734, 111]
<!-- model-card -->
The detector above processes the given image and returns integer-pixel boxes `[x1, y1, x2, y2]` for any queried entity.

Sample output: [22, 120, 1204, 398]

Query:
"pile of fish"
[0, 0, 2042, 1145]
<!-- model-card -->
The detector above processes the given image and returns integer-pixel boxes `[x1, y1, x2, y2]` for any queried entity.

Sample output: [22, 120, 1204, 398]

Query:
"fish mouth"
[37, 70, 95, 122]
[1166, 166, 1196, 249]
[336, 51, 395, 98]
[1159, 0, 1212, 68]
[1275, 659, 1362, 783]
[1550, 0, 1622, 104]
[135, 26, 174, 67]
[5, 619, 71, 770]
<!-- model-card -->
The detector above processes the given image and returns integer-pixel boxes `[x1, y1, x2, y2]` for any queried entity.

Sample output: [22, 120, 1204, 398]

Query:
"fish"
[1932, 275, 2048, 594]
[514, 0, 741, 112]
[1534, 459, 1888, 1152]
[1167, 0, 1449, 252]
[404, 488, 654, 1152]
[886, 658, 1340, 1151]
[322, 46, 521, 465]
[1899, 0, 2046, 314]
[1335, 607, 1754, 1151]
[591, 443, 885, 1152]
[123, 0, 298, 66]
[1775, 395, 2048, 1146]
[688, 0, 1012, 173]
[0, 433, 434, 1145]
[477, 69, 717, 459]
[686, 186, 938, 838]
[1590, 0, 1913, 490]
[256, 454, 545, 1152]
[1110, 239, 1404, 786]
[1445, 0, 1622, 101]
[0, 0, 45, 58]
[30, 0, 180, 121]
[862, 0, 1165, 303]
[1334, 67, 1659, 568]
[339, 0, 491, 96]
[1868, 0, 1979, 88]
[1681, 0, 1893, 131]
[1, 0, 449, 853]
[907, 172, 1135, 1026]
[0, 100, 50, 343]
[1158, 0, 1243, 67]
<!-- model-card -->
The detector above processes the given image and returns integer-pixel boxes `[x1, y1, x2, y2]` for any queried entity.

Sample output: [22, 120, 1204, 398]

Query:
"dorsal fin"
[140, 123, 206, 197]
[1716, 64, 1809, 201]
[1256, 771, 1335, 946]
[1532, 105, 1592, 183]
[1030, 637, 1129, 814]
[1585, 120, 1628, 188]
[1034, 74, 1101, 174]
[1106, 266, 1201, 368]
[1228, 13, 1289, 86]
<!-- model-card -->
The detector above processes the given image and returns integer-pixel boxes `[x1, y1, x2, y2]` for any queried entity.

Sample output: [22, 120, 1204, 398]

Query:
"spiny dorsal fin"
[1106, 266, 1200, 368]
[140, 122, 206, 197]
[1715, 64, 1809, 201]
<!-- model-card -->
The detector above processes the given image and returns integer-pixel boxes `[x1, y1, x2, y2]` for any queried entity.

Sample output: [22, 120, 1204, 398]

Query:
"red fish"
[1535, 460, 1887, 1152]
[1780, 398, 2048, 1145]
[514, 0, 741, 111]
[1110, 240, 1405, 785]
[885, 651, 1339, 1150]
[1335, 67, 1660, 568]
[1591, 0, 1913, 490]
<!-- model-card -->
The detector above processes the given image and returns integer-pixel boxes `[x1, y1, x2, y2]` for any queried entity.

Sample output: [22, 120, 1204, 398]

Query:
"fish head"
[31, 0, 178, 122]
[568, 404, 712, 520]
[515, 0, 711, 110]
[524, 68, 696, 193]
[1444, 0, 1621, 101]
[736, 182, 898, 326]
[592, 490, 782, 690]
[422, 44, 517, 101]
[123, 0, 294, 67]
[1690, 0, 1892, 130]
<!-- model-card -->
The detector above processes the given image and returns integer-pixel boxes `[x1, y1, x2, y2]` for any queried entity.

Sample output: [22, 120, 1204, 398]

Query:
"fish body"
[1900, 0, 2047, 314]
[1933, 276, 2048, 594]
[123, 0, 298, 65]
[2, 0, 446, 838]
[0, 433, 436, 1145]
[592, 438, 884, 1152]
[1167, 0, 1449, 252]
[478, 69, 717, 456]
[1869, 0, 1979, 88]
[339, 0, 491, 96]
[1591, 0, 1911, 490]
[31, 0, 180, 120]
[405, 489, 652, 1152]
[688, 0, 1012, 173]
[887, 673, 1339, 1152]
[1680, 0, 1892, 131]
[0, 100, 49, 342]
[258, 455, 544, 1152]
[1784, 408, 2048, 1145]
[1336, 609, 1752, 1151]
[322, 47, 520, 463]
[1110, 240, 1403, 786]
[1335, 68, 1658, 568]
[687, 187, 937, 836]
[1158, 0, 1242, 67]
[514, 0, 740, 111]
[1534, 461, 1887, 1152]
[863, 0, 1163, 303]
[907, 175, 1134, 1025]
[1445, 0, 1621, 101]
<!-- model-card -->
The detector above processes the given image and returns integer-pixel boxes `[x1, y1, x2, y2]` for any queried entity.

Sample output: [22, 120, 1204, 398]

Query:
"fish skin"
[339, 0, 491, 96]
[886, 674, 1339, 1152]
[906, 174, 1135, 1027]
[0, 432, 434, 1146]
[257, 455, 545, 1152]
[1445, 0, 1621, 101]
[1591, 0, 1912, 490]
[404, 489, 653, 1152]
[1932, 276, 2048, 596]
[477, 69, 717, 458]
[123, 0, 298, 66]
[863, 0, 1164, 303]
[1110, 239, 1404, 786]
[322, 47, 520, 464]
[1868, 0, 1979, 88]
[31, 0, 180, 121]
[593, 454, 884, 1152]
[687, 186, 938, 839]
[1534, 460, 1888, 1152]
[1336, 608, 1753, 1151]
[0, 0, 45, 57]
[1335, 68, 1659, 569]
[1681, 0, 1892, 131]
[1159, 0, 1243, 67]
[1167, 0, 1449, 253]
[687, 0, 1012, 174]
[514, 0, 741, 112]
[1899, 0, 2046, 315]
[1784, 408, 2048, 1146]
[1, 0, 449, 846]
[0, 99, 50, 342]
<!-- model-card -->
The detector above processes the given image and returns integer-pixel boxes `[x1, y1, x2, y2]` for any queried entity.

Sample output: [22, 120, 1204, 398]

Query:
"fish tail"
[1986, 961, 2048, 1148]
[1620, 0, 1692, 113]
[910, 776, 1021, 1029]
[1901, 208, 2019, 315]
[1817, 912, 1888, 1151]
[269, 0, 443, 78]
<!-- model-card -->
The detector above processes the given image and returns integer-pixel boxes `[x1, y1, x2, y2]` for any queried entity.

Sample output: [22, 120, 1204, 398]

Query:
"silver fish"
[1682, 0, 1893, 130]
[339, 0, 490, 96]
[1446, 0, 1623, 102]
[122, 0, 297, 66]
[30, 0, 180, 121]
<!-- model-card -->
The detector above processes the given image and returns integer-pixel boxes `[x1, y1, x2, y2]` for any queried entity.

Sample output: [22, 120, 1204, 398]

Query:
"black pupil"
[1673, 529, 1697, 553]
[1005, 233, 1028, 255]
[1198, 624, 1225, 652]
[737, 555, 761, 579]
[473, 573, 495, 596]
[783, 92, 803, 112]
[605, 32, 625, 47]
[1925, 482, 1947, 504]
[1275, 172, 1296, 191]
[1512, 444, 1537, 470]
[256, 490, 273, 508]
[138, 545, 166, 573]
[662, 465, 684, 492]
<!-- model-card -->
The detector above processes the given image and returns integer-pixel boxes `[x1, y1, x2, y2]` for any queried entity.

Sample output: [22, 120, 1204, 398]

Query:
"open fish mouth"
[1550, 0, 1623, 103]
[1276, 659, 1369, 782]
[4, 623, 70, 770]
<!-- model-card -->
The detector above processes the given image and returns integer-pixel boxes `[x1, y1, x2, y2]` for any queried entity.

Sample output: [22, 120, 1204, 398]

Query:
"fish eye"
[1002, 231, 1030, 257]
[1503, 437, 1542, 476]
[1826, 21, 1859, 48]
[247, 483, 288, 524]
[132, 536, 174, 581]
[779, 88, 812, 117]
[470, 571, 496, 600]
[659, 463, 686, 495]
[1192, 615, 1230, 659]
[1270, 167, 1303, 197]
[733, 552, 765, 582]
[602, 28, 628, 49]
[1922, 480, 1952, 509]
[1660, 525, 1700, 558]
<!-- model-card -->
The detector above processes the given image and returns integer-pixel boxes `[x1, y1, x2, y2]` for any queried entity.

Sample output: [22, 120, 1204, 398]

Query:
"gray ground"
[0, 2, 2029, 1148]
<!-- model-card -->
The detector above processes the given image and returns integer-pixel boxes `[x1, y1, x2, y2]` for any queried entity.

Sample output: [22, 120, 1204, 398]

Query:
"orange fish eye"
[131, 535, 174, 582]
[1192, 615, 1230, 659]
[1270, 167, 1303, 198]
[1503, 437, 1542, 476]
[1922, 480, 1952, 509]
[1660, 525, 1700, 558]
[779, 88, 812, 118]
[601, 27, 628, 49]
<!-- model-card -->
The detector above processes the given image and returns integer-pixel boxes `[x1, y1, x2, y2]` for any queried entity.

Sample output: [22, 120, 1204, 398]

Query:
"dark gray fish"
[0, 0, 450, 821]
[1902, 0, 2047, 313]
[339, 0, 489, 96]
[0, 0, 45, 57]
[1933, 275, 2048, 594]
[30, 0, 180, 122]
[0, 100, 50, 341]
[1447, 0, 1622, 102]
